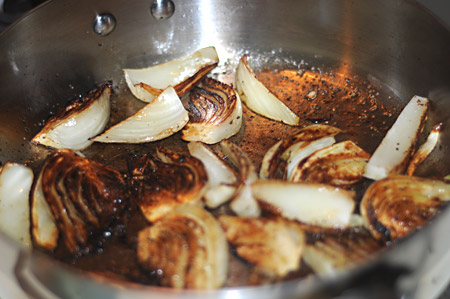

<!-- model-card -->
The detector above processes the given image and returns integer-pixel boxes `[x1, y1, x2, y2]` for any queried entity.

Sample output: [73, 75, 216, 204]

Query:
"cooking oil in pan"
[45, 52, 401, 287]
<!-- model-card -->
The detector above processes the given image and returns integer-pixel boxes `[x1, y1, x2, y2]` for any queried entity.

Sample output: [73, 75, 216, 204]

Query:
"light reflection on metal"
[150, 0, 175, 20]
[199, 0, 216, 47]
[93, 13, 116, 36]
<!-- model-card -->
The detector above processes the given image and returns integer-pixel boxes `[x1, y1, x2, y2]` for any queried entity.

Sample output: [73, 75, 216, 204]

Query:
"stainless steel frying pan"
[0, 0, 450, 298]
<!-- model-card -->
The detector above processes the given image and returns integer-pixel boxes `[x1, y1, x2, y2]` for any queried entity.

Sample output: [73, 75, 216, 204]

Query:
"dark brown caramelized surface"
[40, 149, 128, 255]
[46, 67, 399, 287]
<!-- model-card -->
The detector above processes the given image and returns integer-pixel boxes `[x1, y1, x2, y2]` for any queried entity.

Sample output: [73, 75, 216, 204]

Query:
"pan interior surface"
[0, 0, 449, 298]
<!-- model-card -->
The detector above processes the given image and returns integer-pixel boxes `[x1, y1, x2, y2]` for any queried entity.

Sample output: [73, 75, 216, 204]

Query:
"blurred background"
[417, 0, 450, 27]
[0, 0, 45, 31]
